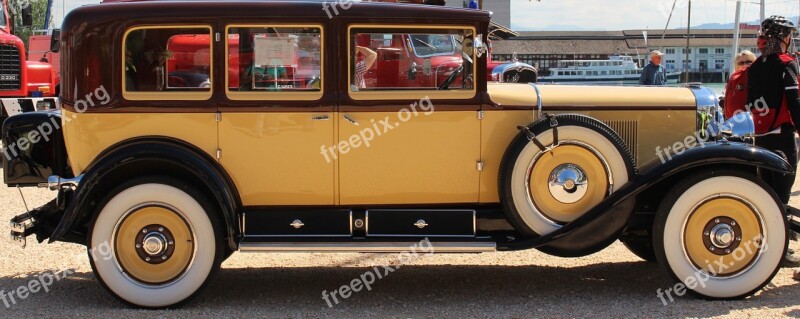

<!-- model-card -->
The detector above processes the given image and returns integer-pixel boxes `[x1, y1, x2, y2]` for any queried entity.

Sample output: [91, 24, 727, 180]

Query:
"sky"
[48, 0, 800, 31]
[511, 0, 800, 31]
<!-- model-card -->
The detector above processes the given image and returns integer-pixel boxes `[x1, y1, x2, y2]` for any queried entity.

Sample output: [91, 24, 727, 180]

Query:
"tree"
[7, 0, 53, 49]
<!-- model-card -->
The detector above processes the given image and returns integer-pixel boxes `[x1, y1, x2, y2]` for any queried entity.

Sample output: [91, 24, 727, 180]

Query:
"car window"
[226, 25, 323, 101]
[348, 26, 475, 99]
[123, 26, 212, 100]
[409, 34, 456, 57]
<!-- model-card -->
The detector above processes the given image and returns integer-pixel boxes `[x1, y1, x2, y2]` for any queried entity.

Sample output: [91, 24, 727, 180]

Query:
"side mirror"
[473, 34, 486, 58]
[21, 4, 32, 28]
[49, 30, 61, 53]
[408, 61, 417, 80]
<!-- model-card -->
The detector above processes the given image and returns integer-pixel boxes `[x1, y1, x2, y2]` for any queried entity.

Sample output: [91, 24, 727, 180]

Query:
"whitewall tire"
[654, 171, 787, 299]
[500, 114, 636, 237]
[89, 179, 222, 308]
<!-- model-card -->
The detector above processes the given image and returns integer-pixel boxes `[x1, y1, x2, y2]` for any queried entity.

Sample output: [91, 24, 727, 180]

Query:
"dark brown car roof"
[68, 1, 491, 22]
[60, 0, 491, 111]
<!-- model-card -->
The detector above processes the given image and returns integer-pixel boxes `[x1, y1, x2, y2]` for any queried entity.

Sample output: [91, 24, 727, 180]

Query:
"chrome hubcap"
[547, 163, 588, 204]
[709, 223, 735, 249]
[134, 224, 175, 264]
[142, 233, 168, 256]
[701, 216, 743, 255]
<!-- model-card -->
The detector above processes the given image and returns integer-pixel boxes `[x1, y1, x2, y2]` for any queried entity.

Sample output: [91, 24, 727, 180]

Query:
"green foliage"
[7, 0, 53, 49]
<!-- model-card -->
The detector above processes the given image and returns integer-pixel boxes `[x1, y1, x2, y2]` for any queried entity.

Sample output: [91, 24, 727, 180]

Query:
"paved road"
[0, 168, 798, 318]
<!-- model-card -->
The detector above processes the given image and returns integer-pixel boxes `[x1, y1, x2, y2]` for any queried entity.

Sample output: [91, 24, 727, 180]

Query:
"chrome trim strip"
[244, 234, 353, 238]
[238, 241, 496, 253]
[473, 210, 476, 236]
[530, 82, 543, 120]
[39, 174, 84, 191]
[688, 84, 721, 132]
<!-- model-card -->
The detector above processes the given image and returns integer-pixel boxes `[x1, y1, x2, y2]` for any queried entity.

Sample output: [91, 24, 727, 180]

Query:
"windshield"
[0, 2, 6, 28]
[409, 34, 455, 57]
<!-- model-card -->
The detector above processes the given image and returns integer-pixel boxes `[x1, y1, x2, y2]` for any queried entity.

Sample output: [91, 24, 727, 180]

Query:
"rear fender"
[49, 137, 241, 250]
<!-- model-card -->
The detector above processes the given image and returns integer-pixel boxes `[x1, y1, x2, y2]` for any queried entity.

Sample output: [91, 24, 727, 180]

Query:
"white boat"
[539, 55, 682, 84]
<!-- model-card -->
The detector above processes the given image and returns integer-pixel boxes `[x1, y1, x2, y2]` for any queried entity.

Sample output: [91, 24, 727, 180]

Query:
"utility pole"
[731, 0, 742, 79]
[684, 0, 691, 83]
[760, 0, 766, 22]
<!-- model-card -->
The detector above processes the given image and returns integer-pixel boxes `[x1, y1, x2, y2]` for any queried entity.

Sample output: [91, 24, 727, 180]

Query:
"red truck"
[0, 0, 59, 124]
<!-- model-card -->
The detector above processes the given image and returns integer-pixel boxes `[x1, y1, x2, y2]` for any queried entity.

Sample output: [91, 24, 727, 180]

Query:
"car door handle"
[343, 114, 359, 126]
[311, 115, 330, 121]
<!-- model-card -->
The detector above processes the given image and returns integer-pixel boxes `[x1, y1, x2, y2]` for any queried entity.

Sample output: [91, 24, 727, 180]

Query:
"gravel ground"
[0, 167, 799, 318]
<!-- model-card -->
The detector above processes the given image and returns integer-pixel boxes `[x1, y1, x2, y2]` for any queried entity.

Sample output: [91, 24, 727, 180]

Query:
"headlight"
[710, 112, 756, 144]
[689, 84, 754, 144]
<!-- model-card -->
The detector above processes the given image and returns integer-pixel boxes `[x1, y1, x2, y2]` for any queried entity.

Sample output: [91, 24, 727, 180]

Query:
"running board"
[238, 241, 496, 253]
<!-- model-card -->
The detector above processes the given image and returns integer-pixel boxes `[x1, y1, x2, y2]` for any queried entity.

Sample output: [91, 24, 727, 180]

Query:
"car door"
[337, 25, 481, 205]
[218, 23, 336, 206]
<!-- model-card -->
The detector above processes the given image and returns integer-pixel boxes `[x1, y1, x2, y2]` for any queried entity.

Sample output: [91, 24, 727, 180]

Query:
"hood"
[486, 83, 697, 109]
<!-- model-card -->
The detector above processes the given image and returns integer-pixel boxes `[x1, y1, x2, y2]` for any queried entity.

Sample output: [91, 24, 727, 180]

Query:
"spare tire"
[499, 114, 636, 239]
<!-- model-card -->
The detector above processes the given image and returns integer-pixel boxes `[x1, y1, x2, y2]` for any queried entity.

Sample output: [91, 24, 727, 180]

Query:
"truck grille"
[0, 44, 21, 91]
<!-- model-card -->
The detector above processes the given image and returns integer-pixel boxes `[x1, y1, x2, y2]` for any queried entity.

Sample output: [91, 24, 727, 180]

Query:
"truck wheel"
[88, 177, 223, 308]
[500, 114, 635, 237]
[653, 170, 787, 299]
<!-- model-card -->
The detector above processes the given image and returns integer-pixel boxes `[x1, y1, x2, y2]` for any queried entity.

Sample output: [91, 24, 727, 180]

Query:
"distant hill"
[522, 17, 799, 32]
[681, 17, 799, 30]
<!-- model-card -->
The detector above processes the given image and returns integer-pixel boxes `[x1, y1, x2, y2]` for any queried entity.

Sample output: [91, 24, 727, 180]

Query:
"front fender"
[500, 141, 791, 251]
[50, 137, 241, 250]
[25, 61, 57, 97]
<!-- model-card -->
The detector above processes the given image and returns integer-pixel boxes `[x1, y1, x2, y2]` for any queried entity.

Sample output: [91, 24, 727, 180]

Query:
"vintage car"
[3, 0, 799, 308]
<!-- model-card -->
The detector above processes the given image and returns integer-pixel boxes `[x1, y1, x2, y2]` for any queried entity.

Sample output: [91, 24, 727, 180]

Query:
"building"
[445, 0, 511, 29]
[492, 28, 759, 81]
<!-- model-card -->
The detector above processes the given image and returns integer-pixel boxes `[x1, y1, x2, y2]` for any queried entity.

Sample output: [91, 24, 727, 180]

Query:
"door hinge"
[476, 161, 484, 171]
[216, 112, 221, 122]
[215, 32, 221, 42]
[216, 149, 222, 160]
[477, 110, 484, 120]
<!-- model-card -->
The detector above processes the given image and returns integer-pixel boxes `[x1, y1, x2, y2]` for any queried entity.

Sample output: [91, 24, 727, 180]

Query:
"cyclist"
[747, 15, 800, 269]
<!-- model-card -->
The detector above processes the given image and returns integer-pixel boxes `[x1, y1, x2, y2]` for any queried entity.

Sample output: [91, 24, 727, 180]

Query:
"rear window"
[123, 26, 213, 101]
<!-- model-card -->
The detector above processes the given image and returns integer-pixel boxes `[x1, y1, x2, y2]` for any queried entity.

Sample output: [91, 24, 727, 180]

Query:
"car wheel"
[653, 170, 787, 299]
[88, 177, 223, 308]
[499, 114, 635, 237]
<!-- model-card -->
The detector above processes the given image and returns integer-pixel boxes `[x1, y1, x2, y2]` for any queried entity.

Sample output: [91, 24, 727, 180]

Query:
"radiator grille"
[603, 120, 639, 166]
[0, 44, 21, 91]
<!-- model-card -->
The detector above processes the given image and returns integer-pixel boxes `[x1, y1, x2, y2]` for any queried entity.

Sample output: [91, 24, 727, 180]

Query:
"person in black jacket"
[747, 16, 800, 269]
